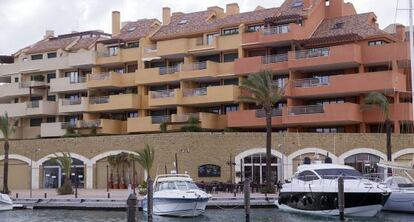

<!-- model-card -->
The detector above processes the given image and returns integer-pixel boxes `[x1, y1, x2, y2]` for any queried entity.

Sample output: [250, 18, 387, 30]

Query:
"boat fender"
[320, 195, 328, 207]
[334, 197, 338, 207]
[307, 196, 313, 205]
[301, 195, 308, 206]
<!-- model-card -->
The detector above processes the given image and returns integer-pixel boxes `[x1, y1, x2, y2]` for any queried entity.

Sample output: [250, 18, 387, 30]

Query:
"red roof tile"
[119, 19, 160, 41]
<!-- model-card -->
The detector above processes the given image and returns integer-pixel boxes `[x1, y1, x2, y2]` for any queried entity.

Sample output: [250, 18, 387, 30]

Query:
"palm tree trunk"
[385, 119, 392, 162]
[265, 109, 272, 191]
[2, 140, 9, 194]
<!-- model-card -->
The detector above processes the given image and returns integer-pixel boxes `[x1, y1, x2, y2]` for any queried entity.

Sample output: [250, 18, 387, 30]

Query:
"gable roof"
[119, 19, 160, 41]
[151, 7, 280, 41]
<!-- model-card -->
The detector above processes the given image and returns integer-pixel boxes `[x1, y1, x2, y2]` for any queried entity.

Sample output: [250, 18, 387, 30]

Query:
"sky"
[0, 0, 410, 55]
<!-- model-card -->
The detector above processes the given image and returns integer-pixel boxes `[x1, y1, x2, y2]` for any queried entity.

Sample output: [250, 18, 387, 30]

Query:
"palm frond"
[136, 144, 155, 177]
[362, 92, 390, 119]
[0, 112, 17, 140]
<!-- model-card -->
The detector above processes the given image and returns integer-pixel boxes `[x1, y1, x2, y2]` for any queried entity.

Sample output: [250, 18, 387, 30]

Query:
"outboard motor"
[303, 157, 311, 165]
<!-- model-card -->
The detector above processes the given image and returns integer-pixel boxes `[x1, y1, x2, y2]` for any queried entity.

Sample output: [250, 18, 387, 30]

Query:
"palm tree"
[49, 152, 73, 195]
[0, 112, 17, 194]
[136, 144, 155, 181]
[128, 153, 138, 189]
[363, 92, 392, 161]
[107, 155, 117, 189]
[240, 70, 284, 191]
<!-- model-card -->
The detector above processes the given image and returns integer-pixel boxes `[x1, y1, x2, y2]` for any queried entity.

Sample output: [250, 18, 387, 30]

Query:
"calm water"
[1, 209, 414, 222]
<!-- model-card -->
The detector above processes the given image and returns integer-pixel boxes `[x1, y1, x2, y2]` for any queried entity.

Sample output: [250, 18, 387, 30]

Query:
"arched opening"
[242, 153, 280, 185]
[393, 152, 414, 178]
[292, 153, 329, 173]
[344, 153, 383, 175]
[0, 159, 30, 190]
[42, 158, 85, 189]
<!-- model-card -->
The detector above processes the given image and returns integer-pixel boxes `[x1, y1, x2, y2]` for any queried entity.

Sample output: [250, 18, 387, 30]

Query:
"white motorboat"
[275, 158, 389, 217]
[0, 193, 13, 211]
[142, 173, 211, 217]
[381, 176, 414, 213]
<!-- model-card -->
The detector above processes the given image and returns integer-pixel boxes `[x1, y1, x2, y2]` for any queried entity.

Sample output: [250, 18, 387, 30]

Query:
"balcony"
[127, 116, 170, 133]
[227, 108, 284, 128]
[142, 45, 158, 59]
[288, 44, 362, 70]
[284, 103, 362, 126]
[242, 24, 307, 46]
[171, 112, 227, 130]
[96, 47, 139, 65]
[362, 42, 409, 64]
[157, 38, 188, 56]
[58, 97, 88, 113]
[50, 77, 87, 93]
[87, 72, 135, 88]
[363, 103, 413, 123]
[148, 89, 181, 107]
[0, 81, 45, 99]
[188, 34, 241, 53]
[40, 122, 69, 138]
[290, 71, 407, 98]
[88, 94, 139, 112]
[0, 51, 96, 76]
[77, 119, 126, 135]
[179, 61, 218, 80]
[25, 101, 58, 116]
[235, 54, 288, 74]
[181, 85, 240, 105]
[0, 103, 26, 117]
[135, 66, 180, 85]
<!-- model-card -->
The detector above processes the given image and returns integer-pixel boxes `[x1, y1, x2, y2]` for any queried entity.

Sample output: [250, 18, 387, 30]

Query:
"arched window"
[43, 158, 85, 189]
[243, 153, 279, 185]
[198, 164, 221, 177]
[344, 153, 382, 176]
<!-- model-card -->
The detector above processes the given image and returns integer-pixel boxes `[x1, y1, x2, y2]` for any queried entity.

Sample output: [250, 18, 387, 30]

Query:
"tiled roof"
[69, 36, 107, 51]
[152, 7, 280, 41]
[119, 19, 159, 41]
[25, 37, 77, 54]
[311, 13, 386, 39]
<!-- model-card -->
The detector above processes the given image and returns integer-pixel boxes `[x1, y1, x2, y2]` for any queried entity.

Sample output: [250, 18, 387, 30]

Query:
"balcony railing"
[159, 65, 180, 75]
[26, 101, 40, 108]
[262, 54, 288, 64]
[183, 88, 207, 97]
[69, 77, 87, 84]
[151, 116, 171, 124]
[89, 72, 110, 81]
[151, 89, 176, 99]
[255, 108, 283, 118]
[295, 48, 330, 59]
[294, 77, 330, 88]
[19, 81, 45, 88]
[78, 120, 102, 128]
[263, 25, 289, 35]
[61, 122, 76, 129]
[61, 98, 82, 106]
[289, 105, 325, 115]
[89, 96, 110, 105]
[144, 45, 157, 53]
[175, 113, 200, 122]
[181, 62, 207, 71]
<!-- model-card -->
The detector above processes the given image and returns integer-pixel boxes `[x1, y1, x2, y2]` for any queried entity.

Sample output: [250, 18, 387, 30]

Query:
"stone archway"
[339, 148, 387, 177]
[0, 154, 32, 190]
[287, 148, 338, 178]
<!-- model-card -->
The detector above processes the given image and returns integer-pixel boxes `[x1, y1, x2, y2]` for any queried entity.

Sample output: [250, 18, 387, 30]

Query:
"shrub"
[160, 121, 167, 133]
[181, 125, 202, 132]
[58, 180, 74, 195]
[90, 125, 97, 136]
[260, 186, 276, 194]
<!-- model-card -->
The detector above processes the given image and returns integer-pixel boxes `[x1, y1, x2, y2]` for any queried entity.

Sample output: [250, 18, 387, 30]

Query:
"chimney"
[226, 3, 240, 15]
[328, 0, 345, 18]
[303, 0, 312, 8]
[163, 7, 171, 25]
[396, 24, 406, 42]
[207, 6, 225, 17]
[112, 11, 121, 37]
[43, 30, 55, 39]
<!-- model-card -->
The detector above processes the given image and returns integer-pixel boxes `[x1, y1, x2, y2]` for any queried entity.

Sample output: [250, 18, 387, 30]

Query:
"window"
[128, 112, 138, 118]
[247, 24, 264, 32]
[30, 118, 43, 127]
[198, 164, 221, 177]
[315, 169, 362, 180]
[222, 28, 239, 36]
[14, 98, 19, 103]
[14, 77, 19, 83]
[47, 73, 56, 83]
[47, 52, 57, 58]
[47, 95, 56, 101]
[313, 127, 345, 133]
[224, 104, 238, 114]
[22, 57, 28, 62]
[124, 42, 139, 49]
[223, 53, 239, 62]
[46, 117, 56, 123]
[126, 64, 138, 73]
[292, 0, 303, 8]
[65, 71, 80, 83]
[31, 75, 45, 82]
[206, 33, 219, 45]
[31, 54, 43, 60]
[368, 40, 386, 46]
[332, 22, 344, 30]
[297, 170, 319, 181]
[178, 19, 188, 25]
[108, 46, 118, 56]
[223, 78, 239, 85]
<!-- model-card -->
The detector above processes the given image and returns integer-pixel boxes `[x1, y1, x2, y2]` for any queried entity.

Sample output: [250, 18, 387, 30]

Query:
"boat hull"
[142, 197, 209, 217]
[383, 192, 414, 213]
[277, 192, 388, 217]
[0, 194, 13, 211]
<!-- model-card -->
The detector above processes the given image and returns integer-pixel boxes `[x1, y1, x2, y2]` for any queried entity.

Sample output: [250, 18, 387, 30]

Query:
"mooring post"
[107, 192, 110, 199]
[147, 178, 154, 222]
[44, 193, 47, 199]
[126, 193, 138, 222]
[338, 176, 345, 221]
[244, 178, 251, 222]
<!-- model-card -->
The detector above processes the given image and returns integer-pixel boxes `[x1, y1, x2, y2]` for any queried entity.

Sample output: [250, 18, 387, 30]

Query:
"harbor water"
[1, 209, 414, 222]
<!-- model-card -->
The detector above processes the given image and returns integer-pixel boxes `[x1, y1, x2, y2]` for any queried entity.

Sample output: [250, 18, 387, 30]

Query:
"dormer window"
[368, 40, 386, 46]
[31, 54, 43, 60]
[332, 22, 344, 30]
[222, 27, 239, 36]
[178, 19, 188, 25]
[47, 52, 57, 58]
[292, 0, 303, 8]
[127, 26, 137, 32]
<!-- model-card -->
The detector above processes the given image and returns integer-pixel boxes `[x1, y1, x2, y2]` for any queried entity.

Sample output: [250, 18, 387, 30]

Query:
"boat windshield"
[388, 177, 414, 188]
[314, 168, 362, 180]
[156, 180, 199, 191]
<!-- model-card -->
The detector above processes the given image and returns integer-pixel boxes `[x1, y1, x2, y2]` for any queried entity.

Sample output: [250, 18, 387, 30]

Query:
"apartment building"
[0, 0, 412, 139]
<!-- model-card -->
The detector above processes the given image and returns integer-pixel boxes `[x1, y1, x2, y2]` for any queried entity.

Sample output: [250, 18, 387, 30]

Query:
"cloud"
[0, 0, 406, 55]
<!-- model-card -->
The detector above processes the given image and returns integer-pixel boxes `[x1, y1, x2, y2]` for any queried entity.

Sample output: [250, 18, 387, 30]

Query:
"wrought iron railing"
[69, 77, 86, 84]
[262, 54, 288, 64]
[78, 120, 102, 128]
[263, 25, 289, 35]
[183, 88, 207, 97]
[181, 62, 207, 71]
[89, 72, 110, 81]
[295, 47, 330, 59]
[255, 108, 283, 118]
[174, 113, 200, 122]
[150, 89, 175, 99]
[89, 96, 110, 105]
[61, 98, 82, 106]
[289, 105, 325, 115]
[26, 101, 40, 108]
[294, 77, 330, 88]
[159, 65, 180, 75]
[151, 116, 171, 124]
